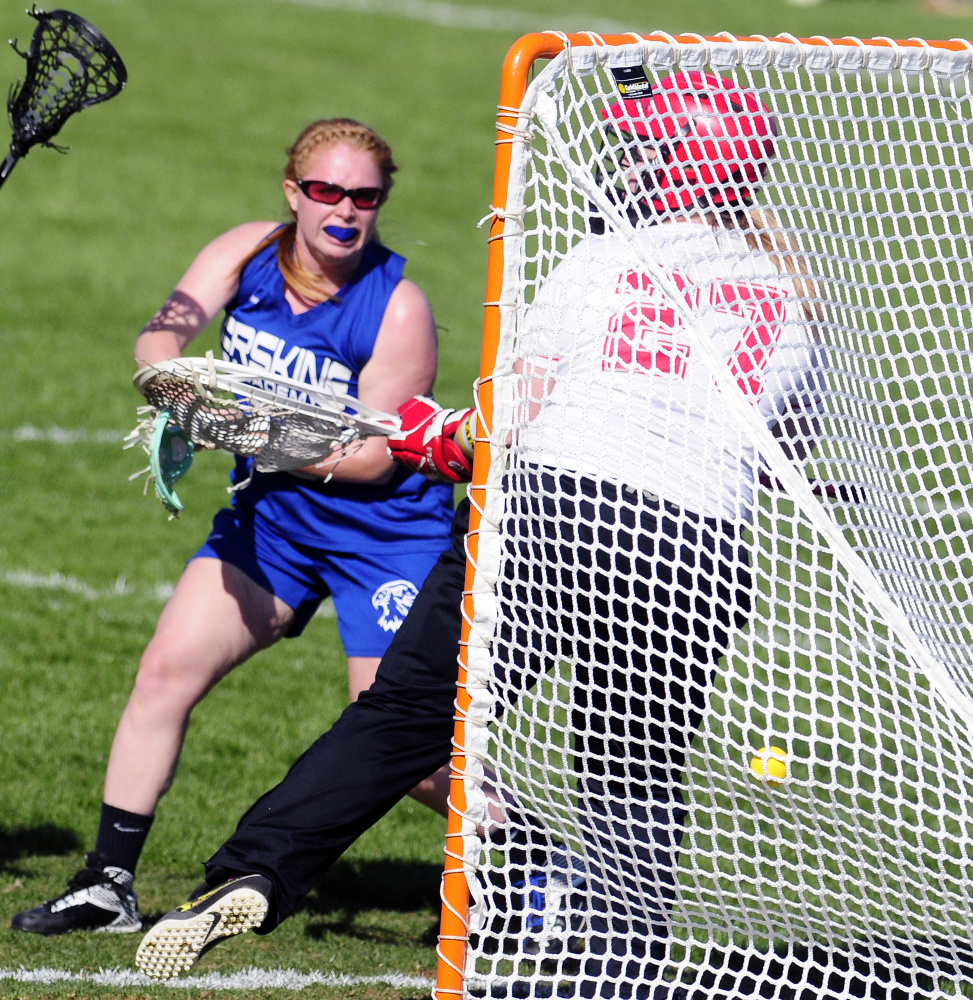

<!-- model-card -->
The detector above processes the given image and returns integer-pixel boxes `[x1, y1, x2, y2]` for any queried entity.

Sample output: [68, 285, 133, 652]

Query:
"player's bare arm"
[134, 221, 280, 367]
[299, 278, 438, 483]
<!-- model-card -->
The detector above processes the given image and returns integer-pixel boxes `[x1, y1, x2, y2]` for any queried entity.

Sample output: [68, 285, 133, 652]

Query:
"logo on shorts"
[371, 579, 419, 633]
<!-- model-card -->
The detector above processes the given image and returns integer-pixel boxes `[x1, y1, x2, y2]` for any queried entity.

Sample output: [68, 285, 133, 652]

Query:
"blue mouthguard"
[325, 225, 358, 242]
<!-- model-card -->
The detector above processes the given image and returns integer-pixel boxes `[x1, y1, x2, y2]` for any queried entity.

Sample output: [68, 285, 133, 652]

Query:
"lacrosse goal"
[436, 31, 973, 1000]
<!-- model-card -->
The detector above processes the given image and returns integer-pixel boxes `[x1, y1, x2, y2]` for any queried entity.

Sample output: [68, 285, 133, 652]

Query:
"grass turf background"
[0, 0, 969, 996]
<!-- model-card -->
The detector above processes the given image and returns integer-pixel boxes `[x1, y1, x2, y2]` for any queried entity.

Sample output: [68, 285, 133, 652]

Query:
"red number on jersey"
[602, 270, 693, 378]
[602, 269, 787, 397]
[713, 282, 787, 396]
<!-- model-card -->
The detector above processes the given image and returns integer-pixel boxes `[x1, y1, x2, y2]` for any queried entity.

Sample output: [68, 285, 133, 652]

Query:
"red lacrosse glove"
[388, 396, 475, 484]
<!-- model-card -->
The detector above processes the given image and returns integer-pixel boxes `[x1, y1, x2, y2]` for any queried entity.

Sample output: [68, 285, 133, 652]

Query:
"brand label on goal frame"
[610, 64, 653, 99]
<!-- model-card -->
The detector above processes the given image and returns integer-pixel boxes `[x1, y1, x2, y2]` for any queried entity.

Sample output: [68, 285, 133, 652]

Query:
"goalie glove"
[388, 396, 475, 484]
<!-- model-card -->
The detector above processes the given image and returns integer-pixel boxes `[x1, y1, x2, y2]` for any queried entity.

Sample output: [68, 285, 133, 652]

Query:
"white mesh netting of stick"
[456, 34, 973, 1000]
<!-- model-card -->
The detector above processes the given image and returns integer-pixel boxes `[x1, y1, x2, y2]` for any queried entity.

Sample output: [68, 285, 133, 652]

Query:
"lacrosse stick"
[125, 410, 195, 517]
[130, 355, 400, 475]
[1, 6, 127, 190]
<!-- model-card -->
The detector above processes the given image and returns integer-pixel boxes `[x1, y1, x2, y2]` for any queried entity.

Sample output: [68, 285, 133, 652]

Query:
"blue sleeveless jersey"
[219, 237, 454, 551]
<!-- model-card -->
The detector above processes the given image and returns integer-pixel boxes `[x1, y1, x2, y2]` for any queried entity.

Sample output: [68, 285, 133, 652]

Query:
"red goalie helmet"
[600, 72, 778, 213]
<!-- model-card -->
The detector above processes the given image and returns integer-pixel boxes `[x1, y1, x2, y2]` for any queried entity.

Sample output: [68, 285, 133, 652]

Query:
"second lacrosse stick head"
[5, 6, 127, 168]
[149, 411, 194, 515]
[133, 358, 399, 473]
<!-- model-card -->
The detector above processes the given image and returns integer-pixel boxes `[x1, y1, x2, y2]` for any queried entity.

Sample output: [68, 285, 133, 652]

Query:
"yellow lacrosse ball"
[749, 746, 789, 788]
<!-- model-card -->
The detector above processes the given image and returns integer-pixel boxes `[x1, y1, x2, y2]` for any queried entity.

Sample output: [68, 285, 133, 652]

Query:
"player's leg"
[570, 491, 754, 996]
[136, 501, 472, 979]
[12, 508, 308, 937]
[347, 655, 381, 702]
[104, 556, 294, 813]
[331, 545, 469, 819]
[345, 654, 458, 817]
[488, 472, 680, 991]
[482, 469, 596, 959]
[487, 472, 750, 991]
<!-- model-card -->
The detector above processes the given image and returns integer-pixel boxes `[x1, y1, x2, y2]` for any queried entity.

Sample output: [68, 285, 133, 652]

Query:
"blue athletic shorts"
[193, 507, 449, 656]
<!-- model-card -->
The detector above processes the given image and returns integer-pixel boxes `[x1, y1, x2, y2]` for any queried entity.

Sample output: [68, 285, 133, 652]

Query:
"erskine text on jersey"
[222, 314, 355, 402]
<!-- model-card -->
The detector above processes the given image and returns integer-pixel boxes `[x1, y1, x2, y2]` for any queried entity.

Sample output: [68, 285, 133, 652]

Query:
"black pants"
[209, 477, 753, 944]
[492, 469, 753, 994]
[208, 475, 945, 1000]
[208, 499, 469, 929]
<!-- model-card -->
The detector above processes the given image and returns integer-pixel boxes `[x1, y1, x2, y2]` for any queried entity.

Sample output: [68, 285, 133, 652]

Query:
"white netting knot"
[907, 36, 937, 72]
[579, 31, 607, 48]
[543, 30, 573, 71]
[714, 30, 744, 67]
[873, 37, 904, 69]
[494, 115, 534, 145]
[774, 32, 806, 65]
[477, 205, 522, 231]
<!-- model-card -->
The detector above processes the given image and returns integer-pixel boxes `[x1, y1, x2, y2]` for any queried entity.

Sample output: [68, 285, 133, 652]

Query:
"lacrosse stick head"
[6, 6, 127, 161]
[132, 359, 394, 474]
[148, 410, 194, 515]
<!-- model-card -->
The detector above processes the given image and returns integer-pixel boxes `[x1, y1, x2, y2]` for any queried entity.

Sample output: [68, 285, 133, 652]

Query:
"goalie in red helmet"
[599, 72, 778, 221]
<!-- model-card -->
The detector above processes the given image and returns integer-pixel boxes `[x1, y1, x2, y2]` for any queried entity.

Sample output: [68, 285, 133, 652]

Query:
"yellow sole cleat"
[135, 874, 271, 981]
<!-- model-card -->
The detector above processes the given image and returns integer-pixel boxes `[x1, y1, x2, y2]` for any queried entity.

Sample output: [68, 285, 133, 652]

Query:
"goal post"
[437, 31, 973, 1000]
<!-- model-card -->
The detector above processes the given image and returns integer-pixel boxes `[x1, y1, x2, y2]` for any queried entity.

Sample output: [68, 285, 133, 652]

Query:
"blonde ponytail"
[723, 205, 823, 336]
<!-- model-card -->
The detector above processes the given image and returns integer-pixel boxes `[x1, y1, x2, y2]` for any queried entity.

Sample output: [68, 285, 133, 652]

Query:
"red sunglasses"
[295, 179, 386, 210]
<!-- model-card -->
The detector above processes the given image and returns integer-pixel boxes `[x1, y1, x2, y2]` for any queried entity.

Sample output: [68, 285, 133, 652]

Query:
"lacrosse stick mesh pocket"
[138, 371, 356, 472]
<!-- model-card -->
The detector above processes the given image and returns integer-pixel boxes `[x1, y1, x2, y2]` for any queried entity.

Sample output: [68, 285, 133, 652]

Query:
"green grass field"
[0, 0, 970, 996]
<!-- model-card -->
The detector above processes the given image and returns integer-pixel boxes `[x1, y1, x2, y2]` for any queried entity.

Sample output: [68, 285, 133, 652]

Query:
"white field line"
[0, 425, 125, 444]
[267, 0, 646, 34]
[0, 567, 175, 603]
[0, 567, 337, 617]
[2, 424, 174, 603]
[0, 966, 433, 990]
[0, 566, 338, 618]
[0, 425, 343, 618]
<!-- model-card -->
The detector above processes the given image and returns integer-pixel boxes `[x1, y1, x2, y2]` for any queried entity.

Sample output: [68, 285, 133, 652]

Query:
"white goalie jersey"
[516, 220, 824, 521]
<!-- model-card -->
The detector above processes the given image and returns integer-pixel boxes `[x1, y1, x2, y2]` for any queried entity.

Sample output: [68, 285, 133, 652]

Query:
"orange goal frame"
[432, 30, 973, 1000]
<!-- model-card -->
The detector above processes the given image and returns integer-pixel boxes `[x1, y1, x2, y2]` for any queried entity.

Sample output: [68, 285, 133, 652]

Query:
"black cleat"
[135, 873, 271, 981]
[11, 853, 140, 935]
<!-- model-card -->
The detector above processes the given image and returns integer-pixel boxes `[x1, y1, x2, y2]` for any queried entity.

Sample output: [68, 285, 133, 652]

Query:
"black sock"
[93, 802, 154, 876]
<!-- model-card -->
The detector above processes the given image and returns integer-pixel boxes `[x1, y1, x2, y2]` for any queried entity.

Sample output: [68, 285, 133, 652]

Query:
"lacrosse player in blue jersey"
[12, 118, 456, 937]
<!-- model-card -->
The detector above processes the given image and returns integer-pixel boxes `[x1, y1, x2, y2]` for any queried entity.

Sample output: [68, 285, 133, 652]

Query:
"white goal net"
[450, 33, 973, 1000]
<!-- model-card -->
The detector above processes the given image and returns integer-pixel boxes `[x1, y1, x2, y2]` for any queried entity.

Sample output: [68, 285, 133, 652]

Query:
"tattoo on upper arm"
[141, 289, 210, 337]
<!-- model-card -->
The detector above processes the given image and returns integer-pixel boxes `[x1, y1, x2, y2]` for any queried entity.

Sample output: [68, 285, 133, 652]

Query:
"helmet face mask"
[601, 128, 659, 200]
[599, 72, 778, 217]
